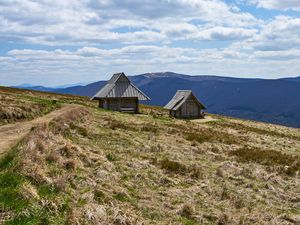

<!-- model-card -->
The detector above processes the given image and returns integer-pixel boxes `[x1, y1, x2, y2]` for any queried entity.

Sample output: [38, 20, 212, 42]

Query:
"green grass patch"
[38, 184, 60, 198]
[0, 147, 19, 170]
[114, 192, 130, 202]
[0, 171, 28, 211]
[106, 152, 118, 162]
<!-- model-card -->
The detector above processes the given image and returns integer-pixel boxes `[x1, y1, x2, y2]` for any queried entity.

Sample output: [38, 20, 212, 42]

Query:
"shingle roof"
[91, 72, 150, 101]
[164, 90, 206, 110]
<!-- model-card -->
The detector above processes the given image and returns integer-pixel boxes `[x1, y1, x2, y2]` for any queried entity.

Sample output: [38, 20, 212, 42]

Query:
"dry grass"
[230, 147, 300, 176]
[185, 129, 239, 145]
[209, 120, 300, 141]
[0, 93, 59, 125]
[0, 88, 299, 224]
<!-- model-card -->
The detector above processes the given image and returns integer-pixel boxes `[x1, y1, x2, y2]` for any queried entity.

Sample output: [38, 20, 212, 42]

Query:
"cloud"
[254, 49, 300, 60]
[247, 16, 300, 51]
[0, 0, 299, 85]
[1, 44, 299, 86]
[0, 0, 258, 46]
[161, 23, 257, 41]
[249, 0, 300, 11]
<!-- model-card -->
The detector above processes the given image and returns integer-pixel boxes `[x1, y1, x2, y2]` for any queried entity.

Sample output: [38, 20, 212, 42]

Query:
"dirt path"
[0, 105, 80, 156]
[191, 116, 218, 123]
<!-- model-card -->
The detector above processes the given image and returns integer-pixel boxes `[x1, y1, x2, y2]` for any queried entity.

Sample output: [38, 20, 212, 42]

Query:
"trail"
[191, 116, 218, 123]
[0, 105, 80, 156]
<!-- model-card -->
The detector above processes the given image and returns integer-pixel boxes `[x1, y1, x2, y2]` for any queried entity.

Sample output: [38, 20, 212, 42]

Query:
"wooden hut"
[164, 90, 206, 119]
[91, 72, 150, 113]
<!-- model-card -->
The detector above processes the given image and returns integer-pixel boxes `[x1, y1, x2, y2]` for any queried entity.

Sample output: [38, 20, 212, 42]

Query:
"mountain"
[12, 85, 56, 92]
[11, 72, 300, 128]
[55, 81, 106, 97]
[281, 76, 300, 82]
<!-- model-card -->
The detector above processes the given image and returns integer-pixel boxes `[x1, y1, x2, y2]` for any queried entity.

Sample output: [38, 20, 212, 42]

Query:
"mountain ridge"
[10, 72, 300, 128]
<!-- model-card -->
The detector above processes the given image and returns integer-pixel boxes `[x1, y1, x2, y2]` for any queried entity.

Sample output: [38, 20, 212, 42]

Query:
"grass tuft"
[230, 147, 300, 176]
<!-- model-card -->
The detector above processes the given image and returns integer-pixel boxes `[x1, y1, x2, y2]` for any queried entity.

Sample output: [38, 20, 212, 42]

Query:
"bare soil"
[0, 105, 81, 156]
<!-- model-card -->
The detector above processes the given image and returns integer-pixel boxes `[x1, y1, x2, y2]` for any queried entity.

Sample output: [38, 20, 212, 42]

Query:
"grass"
[209, 120, 300, 141]
[0, 106, 89, 224]
[230, 147, 300, 176]
[0, 91, 60, 125]
[185, 128, 239, 145]
[0, 171, 28, 211]
[160, 158, 187, 174]
[0, 87, 299, 224]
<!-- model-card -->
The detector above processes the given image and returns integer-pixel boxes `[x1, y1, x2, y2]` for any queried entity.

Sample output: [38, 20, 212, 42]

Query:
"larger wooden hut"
[91, 72, 150, 113]
[164, 90, 206, 119]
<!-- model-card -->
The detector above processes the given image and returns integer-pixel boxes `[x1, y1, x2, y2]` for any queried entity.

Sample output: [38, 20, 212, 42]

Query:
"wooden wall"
[99, 98, 138, 113]
[171, 95, 202, 119]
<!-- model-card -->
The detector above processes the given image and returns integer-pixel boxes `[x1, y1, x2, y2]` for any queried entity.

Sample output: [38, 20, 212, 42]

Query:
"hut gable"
[165, 90, 206, 111]
[91, 72, 150, 101]
[164, 90, 206, 119]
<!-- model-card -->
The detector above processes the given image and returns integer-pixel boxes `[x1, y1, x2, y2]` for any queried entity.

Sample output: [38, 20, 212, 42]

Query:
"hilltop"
[13, 72, 300, 128]
[0, 87, 299, 224]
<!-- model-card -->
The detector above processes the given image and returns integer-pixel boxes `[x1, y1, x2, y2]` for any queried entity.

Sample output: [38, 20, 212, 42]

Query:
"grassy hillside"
[0, 87, 299, 224]
[0, 87, 94, 126]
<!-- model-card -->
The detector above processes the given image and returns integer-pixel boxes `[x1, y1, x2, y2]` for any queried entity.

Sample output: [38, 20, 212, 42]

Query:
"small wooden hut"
[164, 90, 206, 119]
[91, 72, 150, 113]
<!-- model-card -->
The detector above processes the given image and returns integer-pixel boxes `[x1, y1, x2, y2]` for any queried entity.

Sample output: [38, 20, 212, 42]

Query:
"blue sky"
[0, 0, 300, 86]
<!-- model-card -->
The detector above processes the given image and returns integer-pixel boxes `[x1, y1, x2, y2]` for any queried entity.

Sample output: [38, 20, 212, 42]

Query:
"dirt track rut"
[0, 105, 80, 156]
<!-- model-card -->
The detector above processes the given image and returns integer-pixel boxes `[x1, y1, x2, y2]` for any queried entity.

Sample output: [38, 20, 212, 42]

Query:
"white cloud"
[240, 16, 300, 51]
[249, 0, 300, 11]
[1, 44, 299, 86]
[0, 0, 299, 85]
[254, 49, 300, 60]
[161, 23, 257, 41]
[0, 0, 259, 45]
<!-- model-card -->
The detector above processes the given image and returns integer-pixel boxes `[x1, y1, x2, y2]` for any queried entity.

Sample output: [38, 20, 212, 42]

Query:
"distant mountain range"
[12, 72, 300, 128]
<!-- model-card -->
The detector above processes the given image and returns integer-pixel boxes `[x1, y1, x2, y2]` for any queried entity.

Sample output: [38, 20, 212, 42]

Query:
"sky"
[0, 0, 300, 86]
